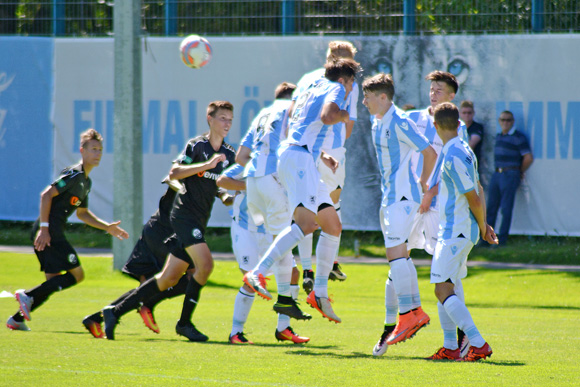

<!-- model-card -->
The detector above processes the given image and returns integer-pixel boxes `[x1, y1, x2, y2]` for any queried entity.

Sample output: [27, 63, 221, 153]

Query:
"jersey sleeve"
[458, 122, 469, 142]
[240, 124, 255, 150]
[517, 132, 532, 156]
[397, 118, 430, 152]
[347, 83, 359, 121]
[52, 169, 80, 195]
[324, 83, 346, 107]
[173, 141, 197, 165]
[222, 163, 245, 180]
[445, 152, 476, 194]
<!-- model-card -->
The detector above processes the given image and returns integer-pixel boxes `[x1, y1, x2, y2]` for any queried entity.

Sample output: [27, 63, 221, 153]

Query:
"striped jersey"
[221, 164, 266, 234]
[436, 136, 480, 244]
[241, 99, 292, 178]
[371, 104, 430, 207]
[292, 67, 359, 151]
[284, 77, 346, 159]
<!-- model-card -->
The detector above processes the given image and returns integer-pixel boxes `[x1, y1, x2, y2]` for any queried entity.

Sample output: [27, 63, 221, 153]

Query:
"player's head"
[426, 70, 458, 108]
[274, 82, 297, 100]
[433, 102, 460, 134]
[326, 41, 357, 62]
[79, 128, 103, 168]
[325, 57, 360, 96]
[207, 100, 234, 137]
[459, 100, 475, 126]
[362, 73, 395, 116]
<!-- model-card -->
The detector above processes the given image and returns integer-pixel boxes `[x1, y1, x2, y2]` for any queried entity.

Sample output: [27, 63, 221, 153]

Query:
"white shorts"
[278, 146, 332, 214]
[408, 208, 440, 255]
[231, 221, 273, 273]
[430, 237, 474, 284]
[379, 200, 420, 248]
[246, 174, 291, 235]
[316, 147, 346, 193]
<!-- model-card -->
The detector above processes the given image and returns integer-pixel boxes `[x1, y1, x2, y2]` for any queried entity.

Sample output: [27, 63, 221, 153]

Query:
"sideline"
[2, 245, 579, 272]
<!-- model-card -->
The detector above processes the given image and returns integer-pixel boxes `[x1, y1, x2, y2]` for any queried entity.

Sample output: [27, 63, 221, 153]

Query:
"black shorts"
[34, 239, 80, 273]
[122, 221, 175, 280]
[169, 216, 207, 265]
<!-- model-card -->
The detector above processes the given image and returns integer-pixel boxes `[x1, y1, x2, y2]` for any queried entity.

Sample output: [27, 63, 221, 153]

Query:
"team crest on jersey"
[451, 245, 458, 255]
[192, 228, 203, 239]
[222, 160, 230, 168]
[399, 121, 408, 130]
[298, 170, 305, 179]
[68, 254, 78, 265]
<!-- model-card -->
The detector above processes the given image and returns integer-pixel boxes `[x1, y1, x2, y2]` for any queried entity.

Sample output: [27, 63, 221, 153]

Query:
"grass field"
[1, 252, 579, 386]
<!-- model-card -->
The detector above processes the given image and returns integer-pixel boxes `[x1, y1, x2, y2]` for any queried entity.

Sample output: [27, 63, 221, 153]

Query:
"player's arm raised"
[34, 185, 59, 251]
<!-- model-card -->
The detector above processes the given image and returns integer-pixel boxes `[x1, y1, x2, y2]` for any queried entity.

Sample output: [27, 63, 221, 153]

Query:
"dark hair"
[274, 82, 297, 99]
[362, 73, 395, 101]
[80, 128, 103, 148]
[324, 57, 360, 83]
[460, 100, 474, 109]
[426, 70, 459, 94]
[207, 101, 234, 117]
[433, 102, 460, 131]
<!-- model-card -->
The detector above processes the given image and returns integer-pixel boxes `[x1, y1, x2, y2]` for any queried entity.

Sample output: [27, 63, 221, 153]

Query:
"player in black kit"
[6, 129, 129, 332]
[102, 101, 237, 341]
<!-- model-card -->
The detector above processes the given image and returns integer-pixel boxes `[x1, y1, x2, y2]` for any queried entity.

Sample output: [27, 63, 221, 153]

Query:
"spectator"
[486, 111, 533, 245]
[459, 100, 484, 167]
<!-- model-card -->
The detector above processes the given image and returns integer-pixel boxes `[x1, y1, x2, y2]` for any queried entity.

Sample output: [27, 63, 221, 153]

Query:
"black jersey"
[32, 163, 91, 241]
[171, 134, 236, 227]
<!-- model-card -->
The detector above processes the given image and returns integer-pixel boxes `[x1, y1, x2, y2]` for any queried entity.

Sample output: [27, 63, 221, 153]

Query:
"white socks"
[273, 253, 293, 297]
[298, 233, 314, 271]
[443, 295, 485, 348]
[389, 258, 413, 314]
[231, 287, 254, 336]
[385, 272, 398, 325]
[313, 232, 339, 298]
[256, 224, 304, 276]
[438, 301, 458, 349]
[407, 257, 421, 309]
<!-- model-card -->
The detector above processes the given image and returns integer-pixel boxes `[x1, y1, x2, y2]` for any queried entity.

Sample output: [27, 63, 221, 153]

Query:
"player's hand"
[482, 224, 499, 245]
[34, 228, 51, 251]
[208, 153, 227, 169]
[107, 221, 129, 240]
[321, 152, 339, 173]
[419, 195, 431, 214]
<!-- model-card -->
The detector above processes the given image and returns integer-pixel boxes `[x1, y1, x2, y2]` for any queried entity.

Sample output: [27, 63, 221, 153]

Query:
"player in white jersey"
[217, 163, 311, 345]
[425, 102, 497, 362]
[361, 73, 438, 356]
[243, 58, 359, 324]
[406, 70, 472, 356]
[293, 40, 359, 291]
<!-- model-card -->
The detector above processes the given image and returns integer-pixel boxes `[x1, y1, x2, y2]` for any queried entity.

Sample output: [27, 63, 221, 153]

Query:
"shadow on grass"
[139, 338, 338, 349]
[467, 302, 580, 311]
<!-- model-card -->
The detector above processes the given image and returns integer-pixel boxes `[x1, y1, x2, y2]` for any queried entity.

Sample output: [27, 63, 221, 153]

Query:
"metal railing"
[0, 0, 578, 37]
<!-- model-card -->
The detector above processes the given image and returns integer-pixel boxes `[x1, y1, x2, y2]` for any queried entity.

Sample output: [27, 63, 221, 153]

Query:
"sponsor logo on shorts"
[309, 195, 316, 205]
[192, 228, 203, 239]
[451, 245, 458, 255]
[243, 256, 249, 264]
[297, 170, 305, 179]
[432, 272, 441, 278]
[387, 236, 400, 241]
[70, 196, 81, 206]
[68, 254, 78, 265]
[196, 171, 221, 180]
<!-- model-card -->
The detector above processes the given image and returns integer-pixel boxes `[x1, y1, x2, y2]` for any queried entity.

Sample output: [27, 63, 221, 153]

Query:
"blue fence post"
[52, 0, 65, 36]
[403, 0, 416, 35]
[532, 0, 545, 33]
[281, 0, 295, 35]
[165, 0, 177, 36]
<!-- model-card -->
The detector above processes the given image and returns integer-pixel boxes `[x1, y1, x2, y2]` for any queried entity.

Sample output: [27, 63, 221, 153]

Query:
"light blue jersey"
[437, 136, 480, 244]
[293, 67, 358, 151]
[371, 104, 430, 207]
[222, 164, 266, 234]
[241, 99, 292, 178]
[284, 77, 346, 159]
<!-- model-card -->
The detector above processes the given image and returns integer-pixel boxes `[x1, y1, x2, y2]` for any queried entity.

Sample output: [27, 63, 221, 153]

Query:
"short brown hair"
[460, 100, 474, 109]
[274, 82, 297, 99]
[207, 101, 234, 118]
[426, 70, 459, 94]
[324, 57, 360, 83]
[80, 128, 103, 148]
[362, 73, 395, 101]
[433, 102, 460, 131]
[326, 41, 357, 61]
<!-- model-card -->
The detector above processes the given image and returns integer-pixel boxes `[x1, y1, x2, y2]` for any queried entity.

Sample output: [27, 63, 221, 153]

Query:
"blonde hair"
[326, 41, 357, 61]
[80, 128, 103, 148]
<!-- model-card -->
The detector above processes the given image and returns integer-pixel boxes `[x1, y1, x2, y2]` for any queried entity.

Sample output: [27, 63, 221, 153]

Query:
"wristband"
[40, 222, 49, 228]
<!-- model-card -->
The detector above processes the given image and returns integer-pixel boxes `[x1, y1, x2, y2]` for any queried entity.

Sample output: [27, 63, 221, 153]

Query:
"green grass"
[1, 252, 579, 386]
[2, 221, 580, 266]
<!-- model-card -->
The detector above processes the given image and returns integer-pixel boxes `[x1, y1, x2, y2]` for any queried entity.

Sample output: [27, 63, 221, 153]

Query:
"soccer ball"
[179, 35, 212, 69]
